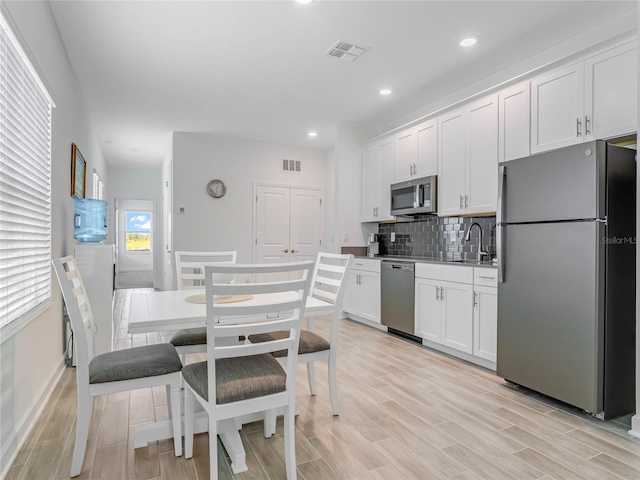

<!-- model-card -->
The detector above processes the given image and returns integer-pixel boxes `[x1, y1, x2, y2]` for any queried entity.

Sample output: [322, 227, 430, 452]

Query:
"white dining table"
[127, 288, 334, 474]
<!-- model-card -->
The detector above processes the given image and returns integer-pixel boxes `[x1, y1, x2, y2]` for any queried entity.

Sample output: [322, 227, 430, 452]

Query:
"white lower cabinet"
[343, 259, 381, 327]
[473, 286, 497, 362]
[415, 263, 497, 369]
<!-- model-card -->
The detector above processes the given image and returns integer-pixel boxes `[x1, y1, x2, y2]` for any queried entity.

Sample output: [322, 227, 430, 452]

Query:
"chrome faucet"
[464, 222, 487, 260]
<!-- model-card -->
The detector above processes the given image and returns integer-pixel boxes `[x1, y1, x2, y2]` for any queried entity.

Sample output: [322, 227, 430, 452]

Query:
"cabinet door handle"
[436, 286, 440, 300]
[291, 249, 297, 253]
[478, 275, 494, 279]
[576, 118, 582, 136]
[283, 249, 289, 253]
[413, 163, 417, 174]
[584, 115, 590, 135]
[440, 287, 444, 301]
[474, 292, 478, 307]
[358, 274, 361, 285]
[465, 195, 469, 208]
[459, 195, 463, 208]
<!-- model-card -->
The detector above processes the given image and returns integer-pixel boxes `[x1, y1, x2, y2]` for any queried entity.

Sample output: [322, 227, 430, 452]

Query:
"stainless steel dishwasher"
[381, 260, 420, 342]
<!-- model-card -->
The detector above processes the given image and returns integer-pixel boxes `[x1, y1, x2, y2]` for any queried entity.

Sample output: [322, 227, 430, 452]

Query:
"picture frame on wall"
[71, 143, 86, 198]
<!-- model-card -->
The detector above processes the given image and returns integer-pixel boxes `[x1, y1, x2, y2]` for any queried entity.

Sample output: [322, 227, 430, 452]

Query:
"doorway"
[115, 198, 155, 289]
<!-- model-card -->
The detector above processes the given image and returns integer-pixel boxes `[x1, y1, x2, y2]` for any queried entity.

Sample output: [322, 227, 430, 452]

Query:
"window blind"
[92, 170, 104, 200]
[0, 13, 53, 329]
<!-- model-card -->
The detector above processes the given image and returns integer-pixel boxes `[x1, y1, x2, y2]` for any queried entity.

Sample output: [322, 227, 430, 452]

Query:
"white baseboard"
[1, 360, 66, 478]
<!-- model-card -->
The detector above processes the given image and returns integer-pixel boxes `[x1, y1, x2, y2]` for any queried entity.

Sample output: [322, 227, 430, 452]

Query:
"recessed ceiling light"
[459, 37, 478, 47]
[308, 132, 318, 137]
[294, 0, 313, 5]
[380, 89, 392, 95]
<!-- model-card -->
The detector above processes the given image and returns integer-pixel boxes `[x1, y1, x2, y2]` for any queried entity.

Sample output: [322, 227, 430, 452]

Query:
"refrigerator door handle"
[497, 165, 505, 283]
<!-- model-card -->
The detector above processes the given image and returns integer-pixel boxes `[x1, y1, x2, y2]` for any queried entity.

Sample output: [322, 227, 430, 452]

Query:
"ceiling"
[46, 0, 637, 167]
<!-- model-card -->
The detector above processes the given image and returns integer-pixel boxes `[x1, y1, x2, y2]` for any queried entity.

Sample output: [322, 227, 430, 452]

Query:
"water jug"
[74, 198, 108, 243]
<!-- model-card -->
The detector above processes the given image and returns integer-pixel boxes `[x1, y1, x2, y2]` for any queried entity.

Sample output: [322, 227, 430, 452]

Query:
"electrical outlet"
[343, 233, 349, 243]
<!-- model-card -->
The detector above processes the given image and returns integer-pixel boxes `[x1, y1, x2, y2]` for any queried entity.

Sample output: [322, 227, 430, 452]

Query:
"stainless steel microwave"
[390, 175, 437, 216]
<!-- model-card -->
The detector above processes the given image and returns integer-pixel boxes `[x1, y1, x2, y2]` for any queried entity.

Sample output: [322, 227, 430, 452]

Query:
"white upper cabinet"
[438, 94, 498, 216]
[438, 108, 466, 216]
[584, 40, 638, 141]
[394, 128, 417, 182]
[378, 138, 395, 220]
[466, 95, 498, 214]
[393, 119, 438, 183]
[531, 63, 585, 153]
[415, 120, 438, 178]
[361, 138, 395, 222]
[498, 81, 530, 162]
[531, 40, 638, 154]
[361, 145, 380, 222]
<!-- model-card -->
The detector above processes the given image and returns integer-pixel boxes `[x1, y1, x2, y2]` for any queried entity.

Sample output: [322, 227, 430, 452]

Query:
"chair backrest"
[310, 252, 354, 308]
[52, 256, 95, 386]
[174, 251, 237, 290]
[203, 261, 314, 403]
[308, 252, 353, 343]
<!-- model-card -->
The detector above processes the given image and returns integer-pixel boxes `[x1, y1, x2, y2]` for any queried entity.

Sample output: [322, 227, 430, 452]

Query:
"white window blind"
[92, 170, 103, 200]
[0, 13, 53, 329]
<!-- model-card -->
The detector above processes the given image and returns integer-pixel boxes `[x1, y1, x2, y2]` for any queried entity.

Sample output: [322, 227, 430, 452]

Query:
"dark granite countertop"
[356, 255, 498, 269]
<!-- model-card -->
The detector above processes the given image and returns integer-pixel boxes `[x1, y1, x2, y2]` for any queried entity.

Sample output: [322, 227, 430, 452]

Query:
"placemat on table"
[185, 294, 253, 304]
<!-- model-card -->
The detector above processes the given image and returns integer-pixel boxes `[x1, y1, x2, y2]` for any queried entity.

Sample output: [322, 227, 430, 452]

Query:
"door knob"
[291, 249, 297, 253]
[283, 249, 289, 253]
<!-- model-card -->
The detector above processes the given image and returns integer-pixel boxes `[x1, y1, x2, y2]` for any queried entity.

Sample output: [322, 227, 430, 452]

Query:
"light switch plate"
[390, 232, 395, 242]
[449, 231, 456, 242]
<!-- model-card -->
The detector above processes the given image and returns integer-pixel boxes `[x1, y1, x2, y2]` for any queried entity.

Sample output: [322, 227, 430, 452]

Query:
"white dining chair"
[248, 252, 353, 417]
[182, 261, 313, 480]
[52, 256, 183, 477]
[171, 251, 237, 362]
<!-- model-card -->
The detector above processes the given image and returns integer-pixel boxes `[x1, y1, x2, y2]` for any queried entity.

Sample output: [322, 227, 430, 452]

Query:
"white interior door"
[290, 188, 321, 263]
[255, 184, 322, 278]
[256, 185, 291, 263]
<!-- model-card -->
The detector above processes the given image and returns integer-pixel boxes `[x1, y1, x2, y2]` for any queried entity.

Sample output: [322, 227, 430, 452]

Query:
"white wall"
[331, 123, 378, 249]
[171, 133, 327, 288]
[1, 1, 107, 475]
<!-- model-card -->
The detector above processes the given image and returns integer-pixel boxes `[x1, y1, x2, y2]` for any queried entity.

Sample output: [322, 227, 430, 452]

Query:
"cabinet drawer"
[474, 268, 498, 287]
[352, 258, 381, 273]
[415, 263, 473, 283]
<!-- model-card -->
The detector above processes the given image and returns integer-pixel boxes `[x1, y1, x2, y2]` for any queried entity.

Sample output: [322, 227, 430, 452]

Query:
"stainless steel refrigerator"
[496, 140, 636, 419]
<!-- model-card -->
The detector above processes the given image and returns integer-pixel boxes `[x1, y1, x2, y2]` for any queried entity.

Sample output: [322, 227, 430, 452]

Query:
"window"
[0, 12, 54, 329]
[125, 212, 151, 252]
[92, 169, 103, 200]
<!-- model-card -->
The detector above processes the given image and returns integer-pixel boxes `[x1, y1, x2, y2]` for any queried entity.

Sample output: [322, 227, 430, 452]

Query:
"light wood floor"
[7, 288, 640, 480]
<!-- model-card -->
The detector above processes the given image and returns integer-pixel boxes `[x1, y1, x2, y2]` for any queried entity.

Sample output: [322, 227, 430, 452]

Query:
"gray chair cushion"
[181, 354, 286, 404]
[170, 328, 207, 347]
[89, 343, 182, 384]
[248, 330, 330, 358]
[170, 328, 246, 347]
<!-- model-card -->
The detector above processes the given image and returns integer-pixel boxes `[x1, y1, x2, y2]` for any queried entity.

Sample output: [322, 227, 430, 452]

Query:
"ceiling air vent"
[325, 40, 369, 62]
[283, 159, 301, 173]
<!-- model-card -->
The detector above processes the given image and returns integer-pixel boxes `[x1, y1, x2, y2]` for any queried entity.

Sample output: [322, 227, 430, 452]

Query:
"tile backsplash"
[378, 215, 496, 261]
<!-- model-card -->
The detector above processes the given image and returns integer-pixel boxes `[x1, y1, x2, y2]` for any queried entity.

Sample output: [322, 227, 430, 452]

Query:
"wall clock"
[206, 179, 227, 198]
